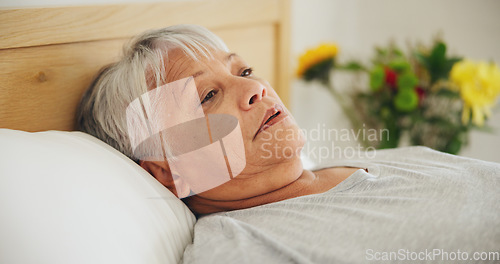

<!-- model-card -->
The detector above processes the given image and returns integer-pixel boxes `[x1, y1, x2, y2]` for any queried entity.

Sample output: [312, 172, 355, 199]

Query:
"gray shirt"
[181, 147, 500, 263]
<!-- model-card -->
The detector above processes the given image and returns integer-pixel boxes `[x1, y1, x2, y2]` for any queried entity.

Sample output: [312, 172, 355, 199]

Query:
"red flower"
[415, 86, 426, 105]
[384, 67, 397, 88]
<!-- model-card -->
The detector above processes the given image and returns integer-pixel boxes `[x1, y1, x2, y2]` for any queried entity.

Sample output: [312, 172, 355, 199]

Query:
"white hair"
[77, 24, 229, 162]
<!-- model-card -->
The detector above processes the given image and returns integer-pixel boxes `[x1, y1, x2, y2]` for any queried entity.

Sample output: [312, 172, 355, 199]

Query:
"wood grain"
[0, 0, 281, 49]
[0, 39, 124, 131]
[276, 0, 292, 107]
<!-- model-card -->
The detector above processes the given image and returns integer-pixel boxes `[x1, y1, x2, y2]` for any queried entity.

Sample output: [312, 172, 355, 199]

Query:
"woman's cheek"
[253, 127, 304, 162]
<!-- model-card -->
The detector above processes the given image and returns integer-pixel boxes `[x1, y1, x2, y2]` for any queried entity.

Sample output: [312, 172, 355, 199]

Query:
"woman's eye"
[201, 90, 217, 104]
[240, 68, 253, 77]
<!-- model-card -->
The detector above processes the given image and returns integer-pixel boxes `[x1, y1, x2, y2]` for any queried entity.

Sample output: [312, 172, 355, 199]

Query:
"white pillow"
[0, 129, 195, 264]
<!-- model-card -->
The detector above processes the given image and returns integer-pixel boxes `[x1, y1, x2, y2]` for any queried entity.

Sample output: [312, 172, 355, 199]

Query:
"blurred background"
[3, 0, 499, 163]
[290, 0, 500, 163]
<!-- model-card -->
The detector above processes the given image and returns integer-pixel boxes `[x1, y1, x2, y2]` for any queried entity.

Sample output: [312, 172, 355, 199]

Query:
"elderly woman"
[78, 25, 499, 263]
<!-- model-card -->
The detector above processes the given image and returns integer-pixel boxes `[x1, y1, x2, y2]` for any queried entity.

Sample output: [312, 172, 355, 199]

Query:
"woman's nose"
[239, 80, 267, 110]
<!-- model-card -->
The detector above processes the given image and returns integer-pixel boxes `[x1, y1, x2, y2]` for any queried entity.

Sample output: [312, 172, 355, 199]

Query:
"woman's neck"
[183, 166, 360, 216]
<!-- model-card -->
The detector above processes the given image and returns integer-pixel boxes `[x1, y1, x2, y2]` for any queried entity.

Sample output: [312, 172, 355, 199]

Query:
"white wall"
[3, 0, 499, 162]
[291, 0, 500, 163]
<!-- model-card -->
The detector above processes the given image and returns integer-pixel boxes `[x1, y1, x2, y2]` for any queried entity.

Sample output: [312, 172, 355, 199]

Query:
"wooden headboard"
[0, 0, 290, 132]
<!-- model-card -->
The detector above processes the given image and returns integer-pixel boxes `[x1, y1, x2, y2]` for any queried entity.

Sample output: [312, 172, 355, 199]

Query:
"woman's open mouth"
[253, 104, 288, 140]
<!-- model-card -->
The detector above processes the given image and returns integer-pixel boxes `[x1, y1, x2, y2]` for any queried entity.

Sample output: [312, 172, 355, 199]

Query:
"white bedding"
[182, 147, 500, 263]
[0, 129, 195, 264]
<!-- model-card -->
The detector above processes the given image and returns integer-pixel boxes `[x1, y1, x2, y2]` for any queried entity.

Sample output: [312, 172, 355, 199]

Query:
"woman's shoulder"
[310, 146, 500, 180]
[371, 146, 500, 168]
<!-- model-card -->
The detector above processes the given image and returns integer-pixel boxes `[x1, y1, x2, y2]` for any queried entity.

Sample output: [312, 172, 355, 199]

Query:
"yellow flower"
[450, 60, 500, 126]
[297, 43, 338, 77]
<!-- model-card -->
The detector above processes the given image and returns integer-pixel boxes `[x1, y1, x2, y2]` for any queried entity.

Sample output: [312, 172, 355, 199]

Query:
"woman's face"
[145, 48, 305, 200]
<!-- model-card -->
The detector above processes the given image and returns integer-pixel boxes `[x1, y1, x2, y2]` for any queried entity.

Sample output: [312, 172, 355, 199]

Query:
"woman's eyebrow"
[226, 53, 237, 63]
[192, 71, 204, 79]
[192, 53, 238, 79]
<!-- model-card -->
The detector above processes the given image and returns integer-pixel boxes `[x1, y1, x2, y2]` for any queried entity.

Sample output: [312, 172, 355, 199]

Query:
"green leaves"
[388, 58, 411, 72]
[302, 58, 334, 85]
[370, 65, 385, 91]
[337, 61, 366, 71]
[435, 88, 460, 99]
[394, 89, 419, 112]
[397, 72, 418, 90]
[415, 41, 462, 83]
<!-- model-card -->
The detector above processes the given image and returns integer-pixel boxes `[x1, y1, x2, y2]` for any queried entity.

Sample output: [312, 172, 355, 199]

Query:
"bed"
[0, 1, 291, 263]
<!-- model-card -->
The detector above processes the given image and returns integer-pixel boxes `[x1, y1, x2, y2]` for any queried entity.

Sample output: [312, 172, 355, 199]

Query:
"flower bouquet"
[297, 40, 500, 154]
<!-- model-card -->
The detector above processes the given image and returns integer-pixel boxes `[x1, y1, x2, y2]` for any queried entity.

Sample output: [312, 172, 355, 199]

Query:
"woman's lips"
[253, 104, 288, 139]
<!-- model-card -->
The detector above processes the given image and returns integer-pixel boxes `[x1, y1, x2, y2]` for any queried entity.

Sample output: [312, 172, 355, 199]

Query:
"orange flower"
[297, 43, 338, 77]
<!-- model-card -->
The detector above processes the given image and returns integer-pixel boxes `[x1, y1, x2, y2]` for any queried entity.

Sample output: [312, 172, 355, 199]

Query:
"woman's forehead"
[165, 49, 241, 80]
[167, 48, 238, 64]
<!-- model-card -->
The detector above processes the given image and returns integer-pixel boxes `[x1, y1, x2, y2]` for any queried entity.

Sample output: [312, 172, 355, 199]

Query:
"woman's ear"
[140, 160, 191, 198]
